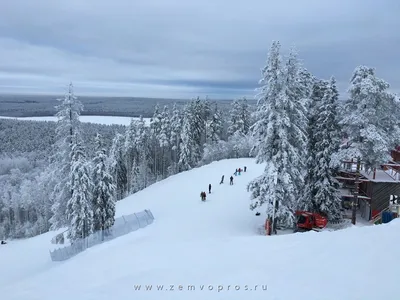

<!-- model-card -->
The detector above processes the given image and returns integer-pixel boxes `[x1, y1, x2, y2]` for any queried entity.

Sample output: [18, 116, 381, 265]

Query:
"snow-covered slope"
[1, 158, 399, 300]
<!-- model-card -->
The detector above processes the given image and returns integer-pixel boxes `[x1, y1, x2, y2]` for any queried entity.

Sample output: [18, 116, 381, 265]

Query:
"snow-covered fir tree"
[109, 133, 128, 200]
[207, 103, 223, 143]
[149, 104, 163, 179]
[191, 97, 207, 153]
[282, 47, 308, 194]
[203, 96, 212, 120]
[169, 103, 182, 174]
[228, 97, 251, 136]
[203, 96, 212, 144]
[339, 65, 399, 170]
[91, 133, 116, 233]
[297, 67, 315, 109]
[248, 41, 306, 230]
[312, 77, 343, 221]
[134, 116, 152, 189]
[129, 158, 141, 193]
[66, 133, 94, 241]
[178, 104, 197, 171]
[124, 118, 138, 193]
[157, 105, 171, 178]
[299, 79, 328, 211]
[178, 99, 207, 170]
[49, 83, 83, 229]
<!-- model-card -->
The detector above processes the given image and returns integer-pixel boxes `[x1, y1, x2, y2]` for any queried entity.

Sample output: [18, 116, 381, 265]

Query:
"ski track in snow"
[1, 158, 399, 300]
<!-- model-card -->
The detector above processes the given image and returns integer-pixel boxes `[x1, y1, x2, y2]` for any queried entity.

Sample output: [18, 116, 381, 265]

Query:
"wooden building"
[336, 157, 400, 223]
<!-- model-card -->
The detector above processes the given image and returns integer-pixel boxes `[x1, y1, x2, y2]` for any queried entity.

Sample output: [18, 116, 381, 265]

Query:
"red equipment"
[295, 211, 328, 232]
[265, 219, 271, 236]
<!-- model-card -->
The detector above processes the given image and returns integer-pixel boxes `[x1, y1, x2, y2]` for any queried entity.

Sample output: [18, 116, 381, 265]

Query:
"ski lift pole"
[352, 157, 361, 225]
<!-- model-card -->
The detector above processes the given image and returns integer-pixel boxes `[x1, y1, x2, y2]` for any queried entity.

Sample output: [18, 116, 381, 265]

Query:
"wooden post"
[352, 157, 361, 225]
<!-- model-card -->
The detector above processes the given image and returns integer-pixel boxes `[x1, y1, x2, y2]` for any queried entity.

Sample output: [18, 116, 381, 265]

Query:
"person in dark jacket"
[220, 175, 224, 184]
[209, 184, 212, 193]
[230, 176, 234, 185]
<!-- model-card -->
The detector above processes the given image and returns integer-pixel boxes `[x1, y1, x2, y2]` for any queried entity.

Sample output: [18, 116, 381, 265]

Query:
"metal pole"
[352, 157, 361, 225]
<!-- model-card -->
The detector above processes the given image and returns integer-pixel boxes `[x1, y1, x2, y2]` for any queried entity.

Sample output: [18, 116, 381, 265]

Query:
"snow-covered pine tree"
[34, 170, 56, 234]
[203, 96, 212, 144]
[169, 103, 182, 174]
[249, 40, 283, 162]
[312, 77, 343, 221]
[385, 94, 400, 148]
[124, 118, 138, 192]
[299, 79, 329, 211]
[282, 46, 308, 194]
[203, 96, 212, 120]
[228, 97, 251, 136]
[134, 116, 152, 189]
[149, 104, 162, 178]
[177, 99, 204, 170]
[339, 65, 397, 170]
[298, 67, 315, 110]
[191, 97, 207, 157]
[66, 133, 94, 241]
[178, 104, 197, 171]
[157, 106, 171, 178]
[109, 133, 128, 200]
[228, 98, 241, 136]
[239, 97, 251, 136]
[49, 83, 83, 229]
[207, 103, 223, 143]
[129, 158, 141, 193]
[91, 133, 116, 235]
[248, 41, 303, 230]
[327, 77, 342, 156]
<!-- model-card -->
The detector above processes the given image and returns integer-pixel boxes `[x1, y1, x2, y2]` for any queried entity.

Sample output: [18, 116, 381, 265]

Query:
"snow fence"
[49, 209, 154, 262]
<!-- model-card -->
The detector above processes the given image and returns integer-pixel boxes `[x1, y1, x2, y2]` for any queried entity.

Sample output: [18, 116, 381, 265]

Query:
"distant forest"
[0, 94, 254, 118]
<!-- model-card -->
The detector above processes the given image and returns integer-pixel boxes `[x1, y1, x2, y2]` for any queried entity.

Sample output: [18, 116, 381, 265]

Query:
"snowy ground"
[0, 115, 150, 126]
[1, 158, 399, 300]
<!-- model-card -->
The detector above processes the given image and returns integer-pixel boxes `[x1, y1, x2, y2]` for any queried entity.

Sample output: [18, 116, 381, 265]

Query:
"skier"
[220, 175, 224, 184]
[209, 184, 212, 193]
[230, 176, 233, 185]
[238, 168, 241, 175]
[1, 240, 6, 245]
[234, 169, 238, 176]
[244, 166, 247, 172]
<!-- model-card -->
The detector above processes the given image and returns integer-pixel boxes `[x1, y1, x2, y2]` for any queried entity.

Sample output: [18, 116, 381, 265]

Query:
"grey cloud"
[0, 0, 399, 99]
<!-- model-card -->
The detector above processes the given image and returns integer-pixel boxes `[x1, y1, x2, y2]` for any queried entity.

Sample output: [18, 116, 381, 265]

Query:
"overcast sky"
[1, 0, 399, 99]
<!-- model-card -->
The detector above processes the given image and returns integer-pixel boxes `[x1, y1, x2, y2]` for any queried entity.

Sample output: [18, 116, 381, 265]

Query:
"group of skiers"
[234, 166, 246, 176]
[200, 166, 247, 201]
[200, 184, 212, 201]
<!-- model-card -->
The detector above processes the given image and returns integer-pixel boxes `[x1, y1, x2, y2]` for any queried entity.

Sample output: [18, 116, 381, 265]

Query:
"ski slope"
[1, 158, 400, 300]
